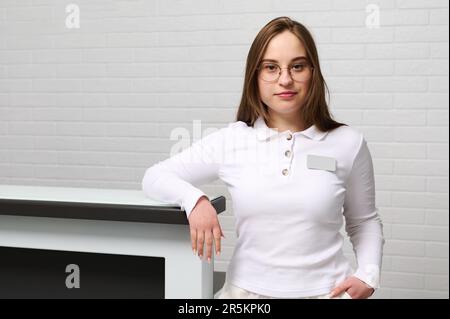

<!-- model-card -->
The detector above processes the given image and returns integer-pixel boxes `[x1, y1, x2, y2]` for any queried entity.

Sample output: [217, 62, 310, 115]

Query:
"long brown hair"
[235, 16, 346, 132]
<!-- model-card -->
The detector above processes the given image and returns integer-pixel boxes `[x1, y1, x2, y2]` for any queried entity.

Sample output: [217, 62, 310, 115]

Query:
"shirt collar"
[253, 116, 329, 141]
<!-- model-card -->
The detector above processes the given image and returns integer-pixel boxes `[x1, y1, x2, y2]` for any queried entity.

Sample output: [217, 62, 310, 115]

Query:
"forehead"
[262, 31, 307, 61]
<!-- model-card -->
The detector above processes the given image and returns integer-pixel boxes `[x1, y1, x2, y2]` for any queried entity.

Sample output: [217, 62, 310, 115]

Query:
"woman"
[142, 17, 385, 299]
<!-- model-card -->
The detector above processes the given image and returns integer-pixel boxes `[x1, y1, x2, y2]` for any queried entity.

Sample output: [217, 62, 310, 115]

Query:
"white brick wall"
[0, 0, 448, 299]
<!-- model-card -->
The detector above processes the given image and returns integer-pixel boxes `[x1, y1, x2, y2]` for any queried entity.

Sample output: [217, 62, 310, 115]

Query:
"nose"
[278, 68, 293, 86]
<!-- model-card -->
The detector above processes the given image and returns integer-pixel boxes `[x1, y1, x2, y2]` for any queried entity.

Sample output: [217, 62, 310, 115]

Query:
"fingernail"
[208, 257, 211, 264]
[193, 249, 196, 255]
[216, 251, 220, 257]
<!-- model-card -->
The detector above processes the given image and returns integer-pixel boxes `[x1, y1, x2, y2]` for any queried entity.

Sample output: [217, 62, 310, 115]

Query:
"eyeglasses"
[257, 61, 313, 82]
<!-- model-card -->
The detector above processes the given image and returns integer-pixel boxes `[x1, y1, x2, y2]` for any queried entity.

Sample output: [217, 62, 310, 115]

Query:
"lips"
[276, 91, 297, 97]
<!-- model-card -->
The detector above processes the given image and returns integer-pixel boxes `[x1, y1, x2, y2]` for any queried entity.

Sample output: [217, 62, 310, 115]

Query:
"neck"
[266, 111, 305, 133]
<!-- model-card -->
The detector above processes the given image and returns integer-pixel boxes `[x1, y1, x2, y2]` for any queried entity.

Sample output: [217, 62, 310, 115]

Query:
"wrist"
[194, 195, 208, 209]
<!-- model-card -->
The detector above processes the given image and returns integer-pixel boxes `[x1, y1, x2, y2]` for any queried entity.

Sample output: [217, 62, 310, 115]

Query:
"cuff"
[182, 189, 208, 218]
[352, 264, 381, 289]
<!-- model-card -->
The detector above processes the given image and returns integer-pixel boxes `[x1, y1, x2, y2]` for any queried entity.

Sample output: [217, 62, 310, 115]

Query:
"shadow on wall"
[213, 271, 226, 294]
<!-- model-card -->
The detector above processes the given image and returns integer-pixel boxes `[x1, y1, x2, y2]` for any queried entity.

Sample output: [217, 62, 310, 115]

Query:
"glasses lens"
[260, 63, 279, 82]
[291, 63, 312, 82]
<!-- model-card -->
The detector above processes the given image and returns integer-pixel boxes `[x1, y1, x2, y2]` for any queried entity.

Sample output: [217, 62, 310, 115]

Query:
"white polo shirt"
[142, 116, 385, 298]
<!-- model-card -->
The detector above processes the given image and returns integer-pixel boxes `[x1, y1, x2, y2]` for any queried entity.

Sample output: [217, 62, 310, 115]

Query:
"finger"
[197, 230, 205, 259]
[190, 227, 197, 255]
[205, 230, 213, 263]
[330, 281, 351, 298]
[329, 286, 345, 298]
[213, 227, 222, 256]
[346, 288, 356, 299]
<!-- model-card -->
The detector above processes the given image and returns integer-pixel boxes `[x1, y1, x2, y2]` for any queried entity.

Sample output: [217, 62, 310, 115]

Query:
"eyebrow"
[261, 56, 308, 63]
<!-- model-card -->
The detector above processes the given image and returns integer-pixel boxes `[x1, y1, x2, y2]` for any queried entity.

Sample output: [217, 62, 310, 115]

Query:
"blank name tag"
[307, 154, 336, 172]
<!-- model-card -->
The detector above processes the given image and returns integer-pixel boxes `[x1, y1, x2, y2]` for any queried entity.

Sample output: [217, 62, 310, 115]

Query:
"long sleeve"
[141, 127, 225, 218]
[343, 135, 385, 289]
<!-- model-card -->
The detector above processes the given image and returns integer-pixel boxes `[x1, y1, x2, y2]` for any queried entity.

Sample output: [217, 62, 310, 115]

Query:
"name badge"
[307, 154, 336, 172]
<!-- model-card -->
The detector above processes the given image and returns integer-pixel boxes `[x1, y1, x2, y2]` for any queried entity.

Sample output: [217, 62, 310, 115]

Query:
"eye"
[292, 63, 306, 71]
[262, 64, 278, 72]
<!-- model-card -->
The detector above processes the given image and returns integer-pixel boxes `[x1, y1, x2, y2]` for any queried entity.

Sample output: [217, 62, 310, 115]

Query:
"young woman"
[142, 17, 385, 299]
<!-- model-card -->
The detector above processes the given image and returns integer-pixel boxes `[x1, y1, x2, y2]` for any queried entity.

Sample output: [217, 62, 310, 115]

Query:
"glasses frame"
[257, 61, 314, 83]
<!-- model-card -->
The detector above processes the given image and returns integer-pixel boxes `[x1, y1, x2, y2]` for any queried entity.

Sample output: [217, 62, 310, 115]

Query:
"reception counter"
[0, 184, 225, 299]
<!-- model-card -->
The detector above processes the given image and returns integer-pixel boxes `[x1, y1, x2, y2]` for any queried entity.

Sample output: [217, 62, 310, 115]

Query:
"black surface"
[0, 195, 226, 225]
[0, 246, 165, 299]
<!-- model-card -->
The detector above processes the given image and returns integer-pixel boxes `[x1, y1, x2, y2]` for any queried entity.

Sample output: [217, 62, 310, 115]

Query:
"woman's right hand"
[188, 195, 225, 263]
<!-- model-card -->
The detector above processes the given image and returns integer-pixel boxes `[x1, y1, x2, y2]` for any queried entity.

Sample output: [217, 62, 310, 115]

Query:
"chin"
[272, 106, 301, 114]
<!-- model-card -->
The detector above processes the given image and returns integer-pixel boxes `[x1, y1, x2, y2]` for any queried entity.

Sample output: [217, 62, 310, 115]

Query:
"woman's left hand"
[329, 276, 375, 299]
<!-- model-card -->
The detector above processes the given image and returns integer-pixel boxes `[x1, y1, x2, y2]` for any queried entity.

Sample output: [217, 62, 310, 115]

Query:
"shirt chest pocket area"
[303, 154, 342, 196]
[302, 154, 344, 222]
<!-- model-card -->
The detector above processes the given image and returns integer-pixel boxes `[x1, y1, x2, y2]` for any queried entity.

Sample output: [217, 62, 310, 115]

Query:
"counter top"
[0, 185, 225, 225]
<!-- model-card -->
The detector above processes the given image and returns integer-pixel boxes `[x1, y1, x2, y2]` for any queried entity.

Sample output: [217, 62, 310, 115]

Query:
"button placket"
[281, 132, 294, 176]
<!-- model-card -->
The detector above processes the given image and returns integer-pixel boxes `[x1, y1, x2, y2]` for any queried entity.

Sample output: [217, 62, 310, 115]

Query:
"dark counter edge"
[0, 196, 226, 225]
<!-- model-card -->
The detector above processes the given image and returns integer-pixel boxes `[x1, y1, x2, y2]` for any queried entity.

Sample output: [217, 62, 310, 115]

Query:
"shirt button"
[282, 168, 289, 176]
[284, 150, 291, 157]
[286, 134, 292, 140]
